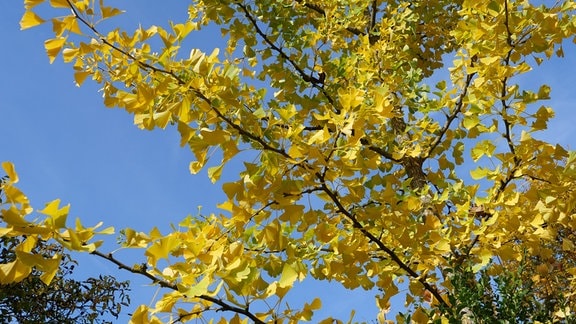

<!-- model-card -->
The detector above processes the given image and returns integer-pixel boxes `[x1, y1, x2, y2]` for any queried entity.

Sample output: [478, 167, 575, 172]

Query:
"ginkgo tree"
[4, 0, 576, 322]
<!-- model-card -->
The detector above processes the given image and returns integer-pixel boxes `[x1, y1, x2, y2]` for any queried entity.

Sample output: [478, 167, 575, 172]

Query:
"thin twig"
[426, 71, 476, 159]
[236, 3, 337, 108]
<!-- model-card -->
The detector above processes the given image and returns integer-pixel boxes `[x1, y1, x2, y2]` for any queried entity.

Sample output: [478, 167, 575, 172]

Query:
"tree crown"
[4, 0, 576, 322]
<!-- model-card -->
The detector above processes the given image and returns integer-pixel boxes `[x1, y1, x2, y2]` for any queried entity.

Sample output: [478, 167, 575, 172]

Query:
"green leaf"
[182, 275, 211, 297]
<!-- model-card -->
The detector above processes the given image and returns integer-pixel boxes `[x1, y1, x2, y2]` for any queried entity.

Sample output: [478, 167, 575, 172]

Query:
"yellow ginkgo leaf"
[49, 0, 69, 8]
[1, 206, 30, 227]
[38, 199, 69, 229]
[182, 275, 211, 297]
[1, 161, 18, 183]
[278, 263, 298, 288]
[44, 37, 67, 63]
[0, 260, 32, 284]
[74, 71, 91, 87]
[20, 10, 45, 30]
[24, 0, 44, 9]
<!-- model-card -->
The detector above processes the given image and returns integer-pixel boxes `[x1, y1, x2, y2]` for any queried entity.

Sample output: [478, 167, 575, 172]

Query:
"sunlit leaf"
[278, 263, 298, 288]
[1, 161, 19, 183]
[44, 37, 67, 63]
[50, 0, 69, 8]
[20, 10, 45, 30]
[38, 199, 69, 229]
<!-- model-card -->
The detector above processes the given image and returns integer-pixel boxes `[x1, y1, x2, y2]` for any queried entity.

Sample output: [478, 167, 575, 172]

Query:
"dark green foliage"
[411, 259, 576, 323]
[0, 236, 131, 323]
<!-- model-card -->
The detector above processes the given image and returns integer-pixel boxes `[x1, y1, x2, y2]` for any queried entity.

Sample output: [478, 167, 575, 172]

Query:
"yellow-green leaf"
[470, 167, 489, 180]
[182, 275, 211, 297]
[471, 140, 496, 162]
[207, 164, 224, 183]
[278, 263, 298, 288]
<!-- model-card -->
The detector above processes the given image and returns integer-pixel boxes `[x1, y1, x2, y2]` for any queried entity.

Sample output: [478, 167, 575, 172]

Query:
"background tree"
[0, 177, 131, 323]
[402, 256, 576, 323]
[3, 0, 576, 322]
[0, 236, 131, 324]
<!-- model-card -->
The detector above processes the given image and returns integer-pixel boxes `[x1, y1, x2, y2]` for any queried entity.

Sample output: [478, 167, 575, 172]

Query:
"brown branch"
[460, 3, 522, 262]
[282, 186, 324, 198]
[524, 174, 551, 184]
[459, 159, 522, 264]
[425, 71, 476, 159]
[236, 3, 337, 108]
[370, 0, 378, 31]
[293, 0, 366, 36]
[170, 307, 211, 324]
[503, 0, 514, 48]
[360, 137, 401, 162]
[90, 251, 177, 290]
[500, 4, 519, 161]
[65, 0, 179, 79]
[66, 1, 296, 162]
[315, 173, 448, 307]
[207, 102, 293, 160]
[90, 250, 266, 324]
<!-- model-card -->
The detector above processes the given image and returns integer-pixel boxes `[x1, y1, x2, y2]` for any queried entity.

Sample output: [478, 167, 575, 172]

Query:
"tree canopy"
[3, 0, 576, 322]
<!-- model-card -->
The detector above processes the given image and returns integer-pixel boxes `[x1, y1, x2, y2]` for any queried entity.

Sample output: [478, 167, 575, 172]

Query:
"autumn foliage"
[3, 0, 576, 322]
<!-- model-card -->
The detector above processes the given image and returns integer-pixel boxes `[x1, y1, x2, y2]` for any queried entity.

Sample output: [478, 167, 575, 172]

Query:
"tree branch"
[370, 0, 378, 31]
[425, 71, 476, 159]
[66, 0, 294, 162]
[293, 0, 366, 37]
[315, 173, 449, 307]
[65, 0, 180, 79]
[236, 2, 337, 108]
[459, 5, 522, 263]
[360, 137, 401, 162]
[90, 251, 266, 324]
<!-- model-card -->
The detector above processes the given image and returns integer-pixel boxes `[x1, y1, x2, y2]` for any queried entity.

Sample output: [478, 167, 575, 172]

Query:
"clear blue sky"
[1, 1, 575, 323]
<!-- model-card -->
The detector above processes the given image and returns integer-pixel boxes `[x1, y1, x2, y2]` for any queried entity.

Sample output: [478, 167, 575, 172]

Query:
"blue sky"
[1, 1, 575, 323]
